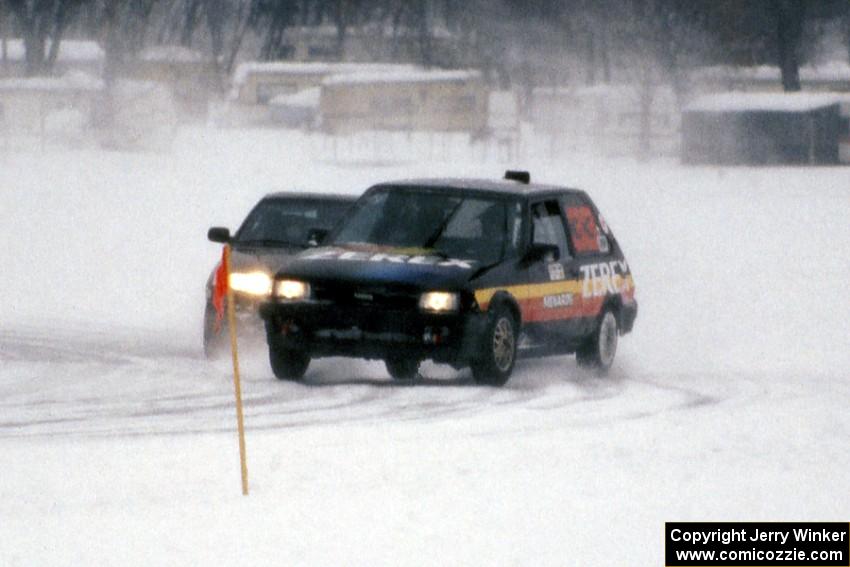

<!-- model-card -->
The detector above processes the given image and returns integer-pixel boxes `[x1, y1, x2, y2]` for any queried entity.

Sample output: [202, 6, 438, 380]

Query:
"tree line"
[1, 0, 849, 94]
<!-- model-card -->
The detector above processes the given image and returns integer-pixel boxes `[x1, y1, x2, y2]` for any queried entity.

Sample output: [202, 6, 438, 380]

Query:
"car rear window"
[563, 199, 610, 255]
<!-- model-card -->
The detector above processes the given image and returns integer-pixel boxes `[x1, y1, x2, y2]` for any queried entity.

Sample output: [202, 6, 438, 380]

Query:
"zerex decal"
[566, 206, 600, 253]
[579, 261, 631, 298]
[302, 248, 475, 270]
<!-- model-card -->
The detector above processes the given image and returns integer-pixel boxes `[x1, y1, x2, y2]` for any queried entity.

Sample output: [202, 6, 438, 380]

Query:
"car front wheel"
[576, 308, 618, 373]
[471, 307, 517, 386]
[269, 347, 310, 381]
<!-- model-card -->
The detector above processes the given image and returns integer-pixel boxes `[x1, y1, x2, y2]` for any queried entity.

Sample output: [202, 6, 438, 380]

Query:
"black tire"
[576, 308, 619, 374]
[203, 303, 227, 359]
[269, 347, 310, 381]
[471, 306, 518, 386]
[385, 357, 420, 380]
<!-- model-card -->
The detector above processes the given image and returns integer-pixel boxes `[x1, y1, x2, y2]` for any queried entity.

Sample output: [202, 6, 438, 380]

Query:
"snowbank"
[2, 38, 104, 63]
[231, 62, 417, 88]
[0, 71, 103, 92]
[323, 68, 480, 86]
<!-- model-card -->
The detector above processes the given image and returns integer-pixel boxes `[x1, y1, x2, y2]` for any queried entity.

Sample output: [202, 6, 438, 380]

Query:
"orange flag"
[212, 246, 228, 332]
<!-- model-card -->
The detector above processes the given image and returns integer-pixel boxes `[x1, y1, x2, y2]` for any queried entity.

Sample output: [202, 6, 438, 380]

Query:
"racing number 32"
[565, 206, 601, 254]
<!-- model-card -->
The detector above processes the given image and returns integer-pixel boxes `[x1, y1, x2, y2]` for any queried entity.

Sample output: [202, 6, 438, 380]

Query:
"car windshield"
[235, 198, 351, 247]
[331, 188, 516, 265]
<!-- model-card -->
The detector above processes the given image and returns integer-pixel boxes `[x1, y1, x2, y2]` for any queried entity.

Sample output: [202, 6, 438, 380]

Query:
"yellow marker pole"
[224, 244, 249, 496]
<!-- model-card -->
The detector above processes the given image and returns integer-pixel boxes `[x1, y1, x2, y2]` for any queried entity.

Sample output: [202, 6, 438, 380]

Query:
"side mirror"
[524, 243, 560, 264]
[306, 227, 329, 247]
[208, 227, 231, 244]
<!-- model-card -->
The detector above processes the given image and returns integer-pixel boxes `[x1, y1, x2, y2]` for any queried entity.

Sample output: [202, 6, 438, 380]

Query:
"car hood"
[275, 244, 479, 290]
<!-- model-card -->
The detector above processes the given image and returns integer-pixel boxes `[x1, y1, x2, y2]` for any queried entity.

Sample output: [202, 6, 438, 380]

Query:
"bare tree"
[205, 0, 252, 84]
[601, 0, 718, 159]
[840, 1, 850, 64]
[1, 1, 9, 71]
[4, 0, 87, 75]
[772, 0, 805, 91]
[180, 0, 202, 46]
[251, 0, 299, 60]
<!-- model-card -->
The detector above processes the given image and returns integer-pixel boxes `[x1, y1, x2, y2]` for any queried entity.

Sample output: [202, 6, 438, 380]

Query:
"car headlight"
[229, 271, 272, 297]
[275, 279, 311, 300]
[419, 291, 459, 313]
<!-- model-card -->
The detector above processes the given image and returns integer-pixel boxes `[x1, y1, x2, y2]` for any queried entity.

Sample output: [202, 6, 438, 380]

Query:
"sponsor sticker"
[543, 293, 574, 309]
[566, 206, 601, 253]
[579, 260, 631, 298]
[301, 248, 476, 270]
[547, 262, 565, 281]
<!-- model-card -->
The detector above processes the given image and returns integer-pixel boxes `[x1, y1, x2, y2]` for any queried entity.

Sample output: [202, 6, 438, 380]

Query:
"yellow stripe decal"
[474, 275, 635, 306]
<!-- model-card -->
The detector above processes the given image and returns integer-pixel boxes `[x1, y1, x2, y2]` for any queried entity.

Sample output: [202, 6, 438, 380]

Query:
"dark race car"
[259, 172, 637, 385]
[204, 192, 357, 357]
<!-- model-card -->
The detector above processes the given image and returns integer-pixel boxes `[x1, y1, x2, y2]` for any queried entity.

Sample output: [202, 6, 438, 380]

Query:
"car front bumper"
[259, 300, 488, 365]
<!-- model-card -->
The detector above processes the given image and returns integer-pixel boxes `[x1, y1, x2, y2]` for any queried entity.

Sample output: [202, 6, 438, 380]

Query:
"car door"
[523, 198, 585, 341]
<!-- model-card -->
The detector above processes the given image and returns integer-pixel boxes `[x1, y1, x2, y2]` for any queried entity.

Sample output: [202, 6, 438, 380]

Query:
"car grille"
[311, 281, 419, 311]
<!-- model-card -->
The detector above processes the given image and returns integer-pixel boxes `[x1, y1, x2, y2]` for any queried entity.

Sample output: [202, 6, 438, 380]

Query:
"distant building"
[222, 62, 415, 127]
[682, 92, 850, 165]
[230, 61, 415, 105]
[319, 69, 487, 134]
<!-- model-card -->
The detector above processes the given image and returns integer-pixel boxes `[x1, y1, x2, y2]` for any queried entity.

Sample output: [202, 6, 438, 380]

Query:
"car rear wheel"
[471, 307, 517, 386]
[269, 347, 310, 381]
[576, 308, 618, 373]
[385, 357, 420, 380]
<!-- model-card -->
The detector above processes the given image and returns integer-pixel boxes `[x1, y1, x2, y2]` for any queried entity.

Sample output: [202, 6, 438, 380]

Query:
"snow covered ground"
[1, 128, 849, 566]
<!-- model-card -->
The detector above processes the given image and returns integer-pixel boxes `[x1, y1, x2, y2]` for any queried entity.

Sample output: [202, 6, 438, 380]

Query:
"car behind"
[204, 192, 356, 357]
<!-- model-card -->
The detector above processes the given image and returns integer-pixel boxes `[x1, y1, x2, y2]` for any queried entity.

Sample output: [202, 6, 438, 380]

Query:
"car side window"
[531, 201, 571, 261]
[562, 197, 610, 255]
[507, 201, 524, 255]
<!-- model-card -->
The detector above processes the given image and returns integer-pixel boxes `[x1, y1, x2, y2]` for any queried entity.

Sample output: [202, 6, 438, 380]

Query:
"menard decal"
[543, 293, 573, 308]
[302, 248, 476, 270]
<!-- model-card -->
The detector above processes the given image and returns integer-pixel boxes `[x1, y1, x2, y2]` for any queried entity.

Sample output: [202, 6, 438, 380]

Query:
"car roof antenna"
[504, 170, 530, 184]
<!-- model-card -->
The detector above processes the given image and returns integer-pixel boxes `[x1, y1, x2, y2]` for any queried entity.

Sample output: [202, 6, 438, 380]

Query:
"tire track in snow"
[0, 326, 726, 439]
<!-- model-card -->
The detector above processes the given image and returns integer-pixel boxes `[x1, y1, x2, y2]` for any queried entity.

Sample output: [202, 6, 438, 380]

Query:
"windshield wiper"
[236, 238, 298, 248]
[423, 201, 464, 249]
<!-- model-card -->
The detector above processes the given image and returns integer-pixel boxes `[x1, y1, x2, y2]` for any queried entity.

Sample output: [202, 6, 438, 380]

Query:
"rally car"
[258, 172, 637, 385]
[204, 192, 356, 357]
